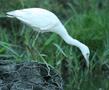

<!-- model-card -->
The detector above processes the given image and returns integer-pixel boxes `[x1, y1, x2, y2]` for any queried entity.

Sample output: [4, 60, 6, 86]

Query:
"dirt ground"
[0, 60, 63, 90]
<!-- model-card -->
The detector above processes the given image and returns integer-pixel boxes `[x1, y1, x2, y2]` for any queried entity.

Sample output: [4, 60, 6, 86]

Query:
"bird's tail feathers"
[6, 10, 18, 18]
[6, 12, 15, 18]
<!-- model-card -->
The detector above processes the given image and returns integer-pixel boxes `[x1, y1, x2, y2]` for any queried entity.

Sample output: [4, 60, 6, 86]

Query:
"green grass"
[0, 0, 109, 90]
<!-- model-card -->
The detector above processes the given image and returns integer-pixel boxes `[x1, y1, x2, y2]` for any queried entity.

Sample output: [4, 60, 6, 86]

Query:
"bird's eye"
[86, 53, 89, 56]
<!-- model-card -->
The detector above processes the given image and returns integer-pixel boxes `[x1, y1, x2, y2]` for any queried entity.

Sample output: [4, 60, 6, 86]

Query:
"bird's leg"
[20, 24, 26, 35]
[36, 49, 51, 76]
[32, 31, 40, 47]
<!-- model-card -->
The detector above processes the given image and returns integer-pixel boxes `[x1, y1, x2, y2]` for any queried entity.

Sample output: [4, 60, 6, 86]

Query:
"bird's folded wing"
[7, 9, 59, 30]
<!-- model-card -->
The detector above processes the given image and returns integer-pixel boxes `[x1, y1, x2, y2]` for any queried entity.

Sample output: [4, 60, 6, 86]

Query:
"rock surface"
[0, 60, 63, 90]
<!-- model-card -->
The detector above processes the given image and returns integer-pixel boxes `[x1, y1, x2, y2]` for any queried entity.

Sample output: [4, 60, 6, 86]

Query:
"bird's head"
[80, 44, 90, 67]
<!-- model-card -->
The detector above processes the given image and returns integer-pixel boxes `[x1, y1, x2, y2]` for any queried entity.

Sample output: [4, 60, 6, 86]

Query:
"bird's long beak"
[84, 56, 89, 68]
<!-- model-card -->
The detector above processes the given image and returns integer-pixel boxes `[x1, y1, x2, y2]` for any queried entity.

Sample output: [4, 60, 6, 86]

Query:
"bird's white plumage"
[7, 8, 60, 32]
[7, 8, 90, 67]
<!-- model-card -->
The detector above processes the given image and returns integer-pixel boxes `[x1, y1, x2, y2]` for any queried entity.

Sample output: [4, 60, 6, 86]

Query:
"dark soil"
[0, 60, 63, 90]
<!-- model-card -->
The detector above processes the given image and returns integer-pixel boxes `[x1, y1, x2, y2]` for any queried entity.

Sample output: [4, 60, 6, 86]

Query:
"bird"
[6, 8, 90, 67]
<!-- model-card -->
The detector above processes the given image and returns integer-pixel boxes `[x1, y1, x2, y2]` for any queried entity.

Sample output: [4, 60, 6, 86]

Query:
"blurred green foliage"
[0, 0, 109, 90]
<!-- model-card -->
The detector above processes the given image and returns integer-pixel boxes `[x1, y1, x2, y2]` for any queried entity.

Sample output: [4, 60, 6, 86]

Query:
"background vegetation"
[0, 0, 109, 90]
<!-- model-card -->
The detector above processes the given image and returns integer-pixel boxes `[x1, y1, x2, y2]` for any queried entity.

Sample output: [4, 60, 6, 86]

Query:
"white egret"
[7, 8, 90, 67]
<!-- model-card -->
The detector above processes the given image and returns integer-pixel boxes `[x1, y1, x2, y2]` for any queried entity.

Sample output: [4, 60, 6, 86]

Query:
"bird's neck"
[53, 23, 84, 49]
[62, 34, 84, 51]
